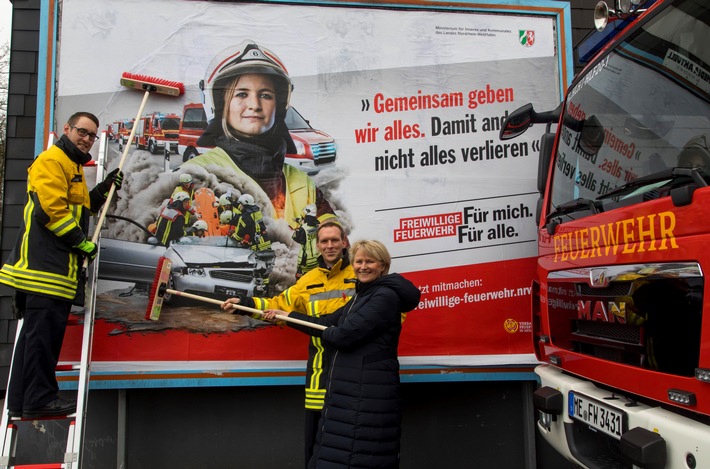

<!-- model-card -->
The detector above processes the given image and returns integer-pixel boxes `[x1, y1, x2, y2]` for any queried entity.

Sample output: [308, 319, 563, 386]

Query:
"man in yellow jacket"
[222, 221, 355, 467]
[0, 112, 122, 419]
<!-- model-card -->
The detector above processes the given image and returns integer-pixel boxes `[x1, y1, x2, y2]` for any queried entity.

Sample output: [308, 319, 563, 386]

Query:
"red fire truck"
[106, 122, 117, 141]
[115, 119, 134, 150]
[501, 0, 710, 467]
[134, 112, 180, 155]
[177, 103, 209, 161]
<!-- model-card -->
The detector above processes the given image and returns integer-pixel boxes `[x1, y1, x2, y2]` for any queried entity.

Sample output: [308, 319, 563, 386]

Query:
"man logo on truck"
[577, 300, 626, 324]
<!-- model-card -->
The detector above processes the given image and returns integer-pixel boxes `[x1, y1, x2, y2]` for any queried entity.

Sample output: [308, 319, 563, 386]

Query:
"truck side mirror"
[536, 132, 556, 225]
[500, 104, 534, 140]
[500, 103, 563, 141]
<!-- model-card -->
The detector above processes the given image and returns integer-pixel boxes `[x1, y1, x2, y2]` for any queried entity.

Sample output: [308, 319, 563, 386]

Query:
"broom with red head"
[145, 257, 327, 330]
[86, 73, 185, 268]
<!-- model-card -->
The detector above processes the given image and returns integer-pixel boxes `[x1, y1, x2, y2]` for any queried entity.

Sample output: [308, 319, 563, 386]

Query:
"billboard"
[47, 0, 572, 386]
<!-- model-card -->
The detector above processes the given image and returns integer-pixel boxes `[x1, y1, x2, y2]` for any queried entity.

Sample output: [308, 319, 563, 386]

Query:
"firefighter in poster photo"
[231, 193, 271, 251]
[182, 40, 339, 233]
[293, 203, 320, 278]
[153, 191, 192, 246]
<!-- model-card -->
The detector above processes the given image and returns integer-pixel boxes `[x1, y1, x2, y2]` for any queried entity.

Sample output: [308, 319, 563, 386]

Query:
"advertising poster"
[50, 0, 572, 385]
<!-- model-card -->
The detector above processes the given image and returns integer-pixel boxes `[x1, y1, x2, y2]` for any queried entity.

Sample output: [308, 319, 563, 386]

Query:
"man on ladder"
[0, 112, 122, 419]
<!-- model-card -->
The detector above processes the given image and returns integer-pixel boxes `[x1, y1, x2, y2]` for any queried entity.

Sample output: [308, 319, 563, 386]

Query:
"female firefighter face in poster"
[187, 40, 338, 229]
[223, 73, 277, 138]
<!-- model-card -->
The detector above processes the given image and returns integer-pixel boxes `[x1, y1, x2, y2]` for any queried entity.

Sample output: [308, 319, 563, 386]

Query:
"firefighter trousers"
[7, 293, 71, 411]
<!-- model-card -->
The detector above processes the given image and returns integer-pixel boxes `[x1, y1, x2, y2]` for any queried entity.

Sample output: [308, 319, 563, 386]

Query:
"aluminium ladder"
[0, 132, 109, 468]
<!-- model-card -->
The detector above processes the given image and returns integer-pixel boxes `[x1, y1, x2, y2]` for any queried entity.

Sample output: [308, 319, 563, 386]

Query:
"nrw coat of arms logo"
[519, 30, 535, 47]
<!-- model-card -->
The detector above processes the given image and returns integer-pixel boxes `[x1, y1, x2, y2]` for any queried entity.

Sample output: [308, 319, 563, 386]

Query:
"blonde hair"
[349, 240, 391, 276]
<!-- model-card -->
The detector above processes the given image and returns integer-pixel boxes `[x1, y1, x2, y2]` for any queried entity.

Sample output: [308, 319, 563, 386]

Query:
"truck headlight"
[667, 389, 696, 406]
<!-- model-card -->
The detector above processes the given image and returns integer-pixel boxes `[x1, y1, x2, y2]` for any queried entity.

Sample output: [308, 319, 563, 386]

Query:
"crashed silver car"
[98, 217, 272, 301]
[165, 235, 272, 300]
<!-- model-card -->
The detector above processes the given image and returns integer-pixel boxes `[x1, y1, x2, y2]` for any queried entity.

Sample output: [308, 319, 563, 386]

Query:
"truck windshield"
[160, 118, 181, 131]
[549, 0, 710, 219]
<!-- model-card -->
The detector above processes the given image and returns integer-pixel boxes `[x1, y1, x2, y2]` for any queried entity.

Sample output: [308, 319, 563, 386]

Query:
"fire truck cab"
[177, 103, 209, 162]
[106, 122, 117, 141]
[501, 0, 710, 468]
[115, 119, 134, 151]
[135, 112, 180, 155]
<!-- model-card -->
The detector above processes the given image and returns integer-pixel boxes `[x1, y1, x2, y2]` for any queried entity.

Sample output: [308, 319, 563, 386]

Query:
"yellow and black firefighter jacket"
[0, 136, 107, 303]
[232, 204, 272, 252]
[249, 253, 356, 411]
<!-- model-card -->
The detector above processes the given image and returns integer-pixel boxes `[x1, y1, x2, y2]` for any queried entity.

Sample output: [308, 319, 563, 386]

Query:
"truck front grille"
[574, 320, 641, 343]
[312, 142, 336, 166]
[547, 263, 703, 377]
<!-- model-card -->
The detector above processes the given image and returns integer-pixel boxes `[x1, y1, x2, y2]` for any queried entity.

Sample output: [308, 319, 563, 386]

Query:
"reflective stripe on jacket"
[253, 256, 356, 410]
[0, 145, 91, 300]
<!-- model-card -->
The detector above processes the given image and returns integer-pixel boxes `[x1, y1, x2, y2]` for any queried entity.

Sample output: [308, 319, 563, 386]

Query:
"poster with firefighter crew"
[53, 0, 570, 372]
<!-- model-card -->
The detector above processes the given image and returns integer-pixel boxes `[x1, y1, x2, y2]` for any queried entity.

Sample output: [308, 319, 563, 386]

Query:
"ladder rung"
[8, 414, 75, 422]
[10, 464, 64, 468]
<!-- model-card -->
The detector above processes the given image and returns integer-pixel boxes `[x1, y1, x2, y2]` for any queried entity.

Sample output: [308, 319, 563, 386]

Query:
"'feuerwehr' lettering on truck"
[552, 211, 678, 262]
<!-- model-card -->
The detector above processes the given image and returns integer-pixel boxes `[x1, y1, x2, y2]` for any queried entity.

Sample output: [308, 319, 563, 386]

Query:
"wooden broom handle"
[85, 90, 151, 268]
[166, 289, 327, 331]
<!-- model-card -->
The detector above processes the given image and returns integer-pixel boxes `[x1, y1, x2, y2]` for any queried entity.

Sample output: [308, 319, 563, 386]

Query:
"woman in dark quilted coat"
[264, 239, 421, 468]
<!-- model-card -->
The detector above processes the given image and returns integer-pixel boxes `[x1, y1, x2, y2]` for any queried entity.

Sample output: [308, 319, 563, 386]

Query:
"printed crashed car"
[98, 216, 272, 302]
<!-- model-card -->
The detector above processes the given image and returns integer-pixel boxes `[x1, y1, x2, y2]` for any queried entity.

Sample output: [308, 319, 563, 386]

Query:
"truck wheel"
[183, 148, 199, 162]
[149, 140, 157, 154]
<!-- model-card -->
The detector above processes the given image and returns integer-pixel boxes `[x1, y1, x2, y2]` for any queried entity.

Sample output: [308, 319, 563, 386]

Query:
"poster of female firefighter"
[52, 0, 569, 370]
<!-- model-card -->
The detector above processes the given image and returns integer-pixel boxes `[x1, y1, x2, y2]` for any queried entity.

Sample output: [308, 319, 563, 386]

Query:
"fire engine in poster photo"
[134, 112, 180, 155]
[501, 0, 710, 467]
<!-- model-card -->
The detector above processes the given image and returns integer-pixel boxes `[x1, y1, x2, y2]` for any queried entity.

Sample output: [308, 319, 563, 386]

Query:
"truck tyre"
[149, 140, 157, 154]
[183, 147, 199, 162]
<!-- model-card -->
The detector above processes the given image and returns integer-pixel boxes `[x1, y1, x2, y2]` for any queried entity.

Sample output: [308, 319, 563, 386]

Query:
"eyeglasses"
[71, 125, 99, 141]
